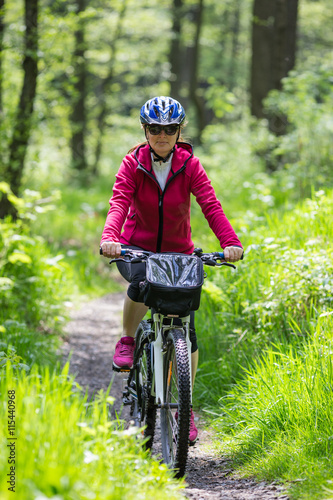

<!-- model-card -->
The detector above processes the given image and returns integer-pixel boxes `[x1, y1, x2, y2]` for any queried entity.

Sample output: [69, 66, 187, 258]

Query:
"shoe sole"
[189, 437, 198, 446]
[112, 362, 132, 373]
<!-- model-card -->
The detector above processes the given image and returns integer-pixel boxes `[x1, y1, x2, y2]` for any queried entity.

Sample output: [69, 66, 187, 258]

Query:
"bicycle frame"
[102, 247, 237, 411]
[151, 313, 192, 407]
[103, 247, 240, 476]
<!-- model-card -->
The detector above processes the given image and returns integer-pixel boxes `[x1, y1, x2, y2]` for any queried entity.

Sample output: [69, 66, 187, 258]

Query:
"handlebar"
[100, 247, 237, 268]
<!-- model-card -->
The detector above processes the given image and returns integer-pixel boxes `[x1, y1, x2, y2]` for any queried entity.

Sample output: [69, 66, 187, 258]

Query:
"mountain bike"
[104, 247, 236, 478]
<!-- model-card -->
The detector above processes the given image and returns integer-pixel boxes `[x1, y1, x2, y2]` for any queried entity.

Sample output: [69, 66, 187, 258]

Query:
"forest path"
[62, 292, 288, 500]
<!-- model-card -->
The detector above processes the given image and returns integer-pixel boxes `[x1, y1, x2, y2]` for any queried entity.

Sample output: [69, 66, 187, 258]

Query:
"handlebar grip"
[100, 247, 127, 256]
[218, 252, 224, 260]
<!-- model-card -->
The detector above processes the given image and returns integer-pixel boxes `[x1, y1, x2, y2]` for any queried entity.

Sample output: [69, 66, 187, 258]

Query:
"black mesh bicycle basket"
[142, 253, 204, 316]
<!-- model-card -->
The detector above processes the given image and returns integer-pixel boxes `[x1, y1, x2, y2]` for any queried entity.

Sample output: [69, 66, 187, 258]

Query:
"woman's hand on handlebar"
[100, 241, 122, 258]
[223, 246, 243, 263]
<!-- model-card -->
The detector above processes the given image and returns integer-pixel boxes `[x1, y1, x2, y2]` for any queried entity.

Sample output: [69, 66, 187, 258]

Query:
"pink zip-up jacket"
[101, 142, 242, 254]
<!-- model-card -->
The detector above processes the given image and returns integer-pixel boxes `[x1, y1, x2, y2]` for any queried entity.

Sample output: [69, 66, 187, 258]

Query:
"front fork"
[152, 313, 192, 406]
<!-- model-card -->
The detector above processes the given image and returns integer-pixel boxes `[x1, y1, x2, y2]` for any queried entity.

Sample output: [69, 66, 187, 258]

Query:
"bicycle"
[103, 247, 236, 478]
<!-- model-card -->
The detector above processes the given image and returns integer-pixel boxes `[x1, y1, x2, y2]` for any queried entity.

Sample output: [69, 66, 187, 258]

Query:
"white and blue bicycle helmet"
[140, 96, 186, 125]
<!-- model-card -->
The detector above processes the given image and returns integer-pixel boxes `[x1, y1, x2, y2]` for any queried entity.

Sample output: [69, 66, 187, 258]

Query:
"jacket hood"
[134, 142, 193, 173]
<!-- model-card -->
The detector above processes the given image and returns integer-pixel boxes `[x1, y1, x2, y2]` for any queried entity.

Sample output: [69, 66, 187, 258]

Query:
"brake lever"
[202, 258, 217, 266]
[216, 261, 236, 269]
[108, 257, 129, 265]
[109, 255, 148, 265]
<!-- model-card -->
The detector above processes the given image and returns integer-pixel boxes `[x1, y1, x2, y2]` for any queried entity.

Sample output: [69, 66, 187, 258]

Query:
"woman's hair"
[127, 123, 189, 154]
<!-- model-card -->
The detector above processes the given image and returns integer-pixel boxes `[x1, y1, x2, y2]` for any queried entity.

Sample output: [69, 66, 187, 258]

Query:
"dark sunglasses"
[147, 124, 179, 136]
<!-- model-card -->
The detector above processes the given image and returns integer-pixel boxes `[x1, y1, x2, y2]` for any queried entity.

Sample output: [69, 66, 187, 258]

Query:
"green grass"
[29, 181, 124, 297]
[195, 189, 333, 405]
[2, 100, 332, 498]
[214, 314, 333, 500]
[24, 159, 333, 499]
[0, 186, 185, 499]
[0, 321, 60, 368]
[193, 189, 333, 499]
[0, 362, 184, 500]
[0, 196, 74, 333]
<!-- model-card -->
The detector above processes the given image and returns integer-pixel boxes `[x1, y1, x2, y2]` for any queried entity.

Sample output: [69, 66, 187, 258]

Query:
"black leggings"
[116, 245, 198, 353]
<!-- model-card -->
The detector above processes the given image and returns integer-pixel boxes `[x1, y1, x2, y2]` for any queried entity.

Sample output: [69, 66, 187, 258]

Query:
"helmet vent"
[140, 96, 186, 125]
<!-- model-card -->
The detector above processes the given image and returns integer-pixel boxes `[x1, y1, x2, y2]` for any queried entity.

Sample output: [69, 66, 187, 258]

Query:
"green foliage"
[257, 61, 333, 198]
[0, 184, 72, 370]
[0, 185, 72, 331]
[0, 362, 184, 500]
[298, 0, 333, 68]
[0, 182, 183, 497]
[215, 315, 333, 500]
[194, 190, 333, 499]
[0, 321, 60, 369]
[1, 0, 332, 187]
[29, 180, 124, 297]
[195, 190, 333, 406]
[1, 1, 333, 496]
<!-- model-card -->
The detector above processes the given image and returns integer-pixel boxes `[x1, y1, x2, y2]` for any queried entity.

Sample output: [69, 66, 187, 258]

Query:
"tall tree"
[92, 0, 127, 175]
[0, 0, 38, 219]
[70, 0, 87, 177]
[0, 0, 4, 116]
[250, 0, 298, 134]
[169, 0, 183, 102]
[188, 0, 205, 143]
[228, 0, 241, 90]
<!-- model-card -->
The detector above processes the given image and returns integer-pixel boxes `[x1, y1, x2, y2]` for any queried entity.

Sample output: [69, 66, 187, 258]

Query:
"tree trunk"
[0, 0, 4, 116]
[0, 0, 38, 219]
[250, 0, 275, 119]
[169, 0, 183, 102]
[70, 0, 87, 177]
[0, 0, 5, 172]
[92, 0, 127, 175]
[250, 0, 299, 131]
[228, 0, 241, 90]
[269, 0, 298, 134]
[188, 0, 205, 143]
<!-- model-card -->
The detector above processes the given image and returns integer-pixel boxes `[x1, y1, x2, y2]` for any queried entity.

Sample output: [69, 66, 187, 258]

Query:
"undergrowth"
[215, 314, 333, 500]
[0, 362, 183, 500]
[195, 189, 333, 499]
[195, 190, 333, 405]
[0, 185, 184, 499]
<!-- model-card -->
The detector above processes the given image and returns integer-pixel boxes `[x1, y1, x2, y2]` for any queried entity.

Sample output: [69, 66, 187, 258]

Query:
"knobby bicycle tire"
[160, 328, 191, 478]
[132, 321, 156, 450]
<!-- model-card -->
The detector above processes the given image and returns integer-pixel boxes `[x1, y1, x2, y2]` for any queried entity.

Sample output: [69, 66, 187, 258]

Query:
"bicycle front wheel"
[160, 328, 191, 478]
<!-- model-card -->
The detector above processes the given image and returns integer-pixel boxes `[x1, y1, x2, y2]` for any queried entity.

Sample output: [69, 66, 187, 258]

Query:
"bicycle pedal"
[112, 363, 131, 373]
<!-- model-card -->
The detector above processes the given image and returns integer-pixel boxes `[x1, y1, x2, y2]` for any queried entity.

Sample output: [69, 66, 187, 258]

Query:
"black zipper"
[157, 193, 164, 252]
[155, 164, 189, 252]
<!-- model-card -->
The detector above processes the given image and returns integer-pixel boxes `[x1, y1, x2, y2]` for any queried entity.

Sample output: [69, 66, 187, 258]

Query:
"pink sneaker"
[175, 409, 198, 445]
[113, 337, 135, 372]
[189, 409, 198, 445]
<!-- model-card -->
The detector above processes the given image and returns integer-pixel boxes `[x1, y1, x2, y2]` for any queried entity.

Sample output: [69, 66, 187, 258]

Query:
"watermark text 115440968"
[7, 390, 16, 493]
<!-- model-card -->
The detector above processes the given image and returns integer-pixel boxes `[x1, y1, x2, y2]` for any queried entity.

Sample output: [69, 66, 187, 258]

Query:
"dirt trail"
[62, 293, 288, 500]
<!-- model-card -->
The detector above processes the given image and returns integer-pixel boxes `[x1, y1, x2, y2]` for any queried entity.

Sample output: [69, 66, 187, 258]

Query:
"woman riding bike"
[100, 96, 243, 444]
